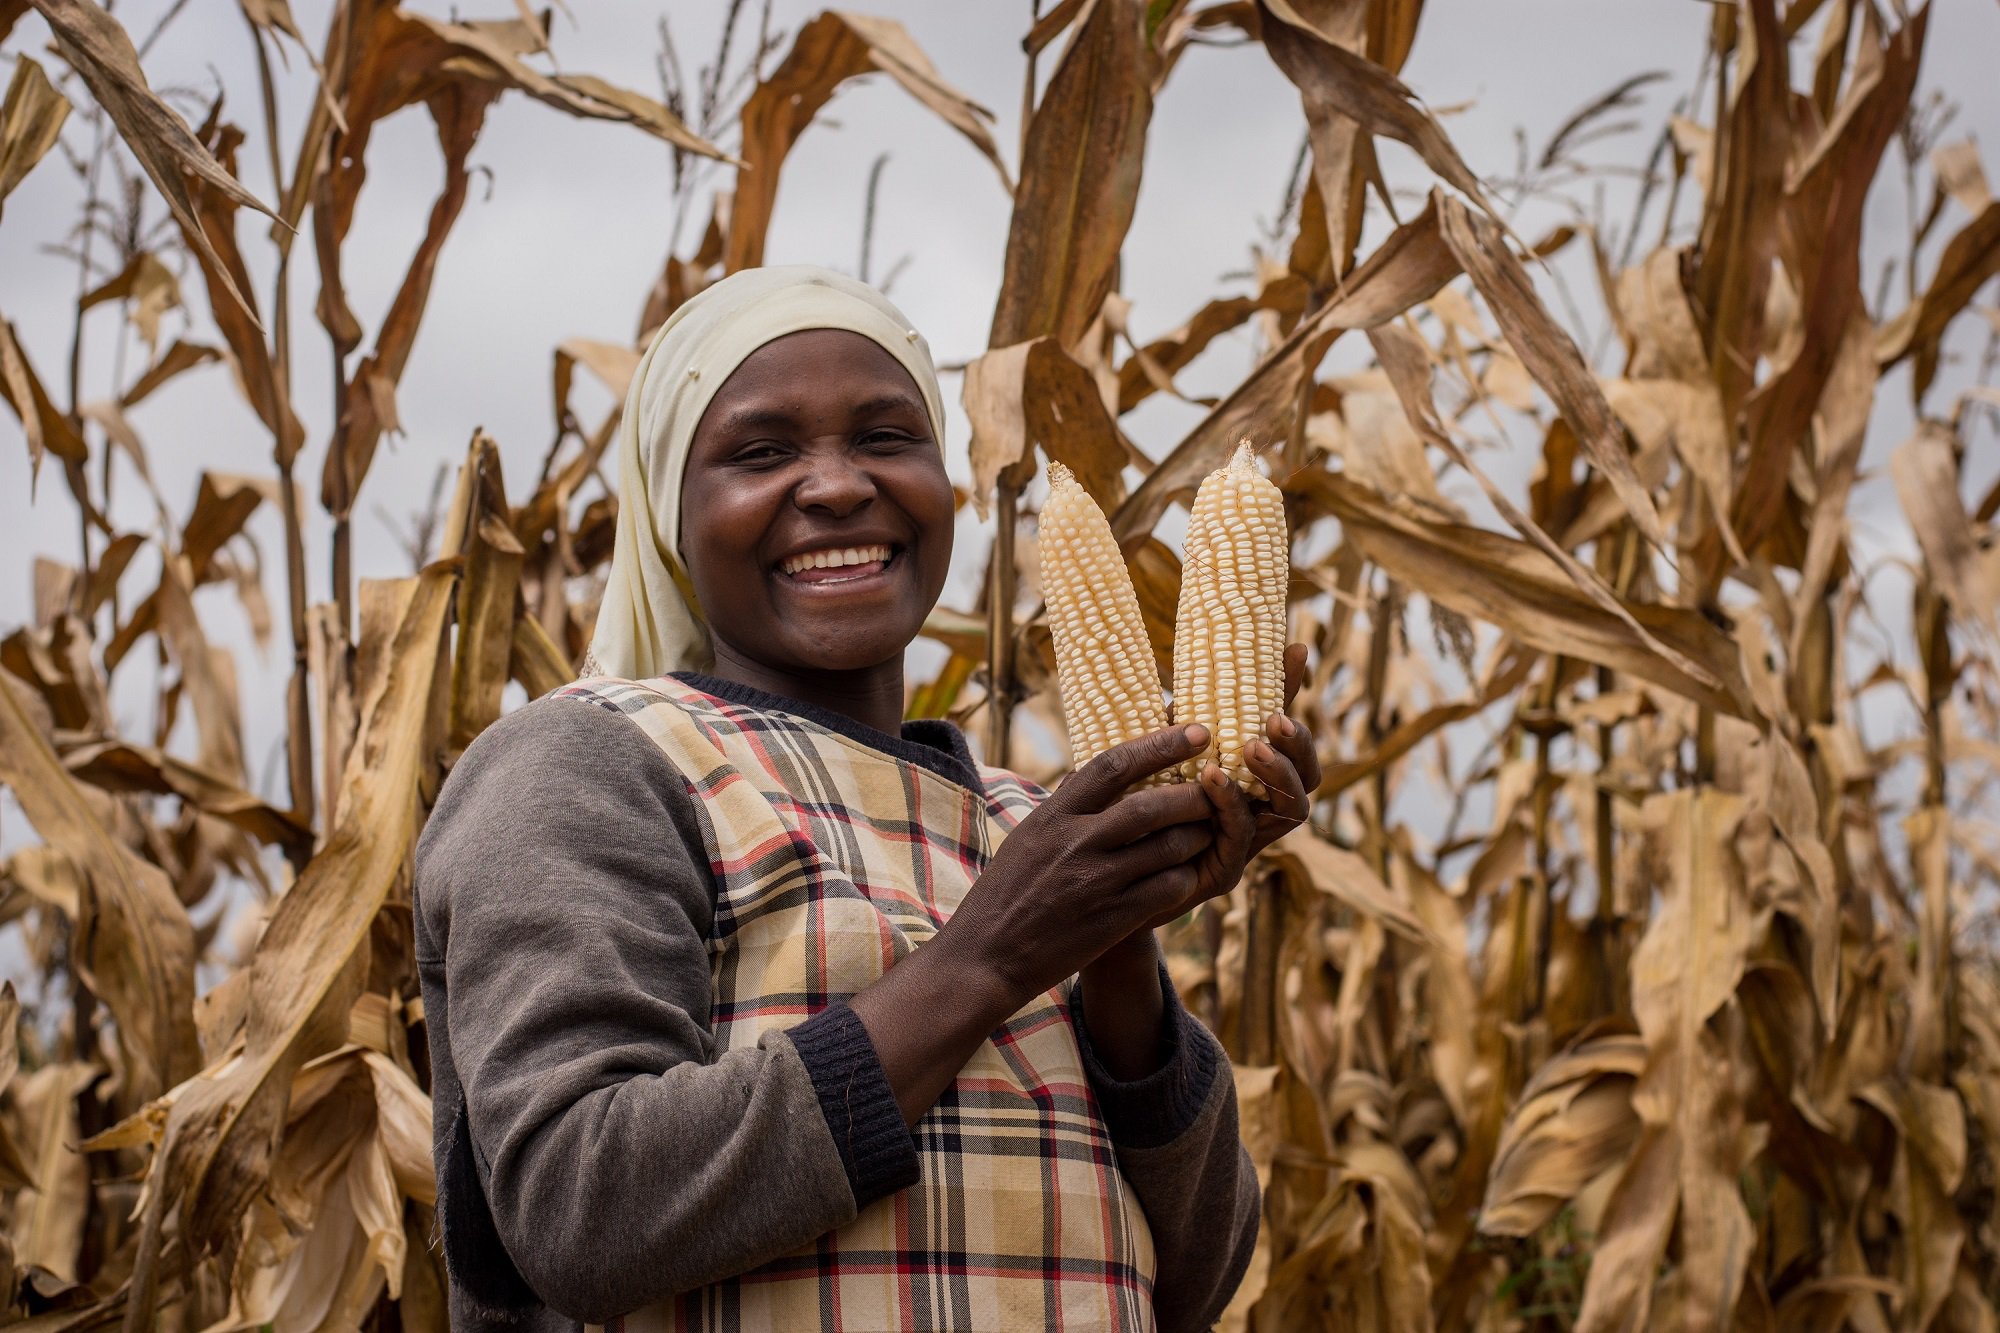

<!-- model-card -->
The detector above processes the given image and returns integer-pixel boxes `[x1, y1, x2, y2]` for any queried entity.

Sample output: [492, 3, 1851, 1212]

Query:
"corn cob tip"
[1047, 461, 1076, 488]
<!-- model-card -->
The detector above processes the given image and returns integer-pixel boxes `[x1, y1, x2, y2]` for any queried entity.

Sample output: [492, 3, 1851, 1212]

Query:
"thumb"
[1057, 725, 1209, 813]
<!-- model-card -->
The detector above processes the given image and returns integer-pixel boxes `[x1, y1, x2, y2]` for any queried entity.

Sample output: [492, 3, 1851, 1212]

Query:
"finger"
[1243, 738, 1311, 823]
[1057, 725, 1210, 814]
[1264, 710, 1323, 798]
[1091, 779, 1213, 848]
[1200, 762, 1259, 847]
[1112, 820, 1214, 881]
[1128, 862, 1201, 924]
[1281, 643, 1308, 710]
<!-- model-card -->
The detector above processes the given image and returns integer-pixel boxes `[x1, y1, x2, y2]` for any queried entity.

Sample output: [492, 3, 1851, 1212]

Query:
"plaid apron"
[563, 676, 1157, 1332]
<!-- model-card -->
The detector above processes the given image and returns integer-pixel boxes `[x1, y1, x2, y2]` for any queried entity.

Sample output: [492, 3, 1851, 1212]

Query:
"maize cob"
[1040, 463, 1171, 776]
[1173, 441, 1289, 795]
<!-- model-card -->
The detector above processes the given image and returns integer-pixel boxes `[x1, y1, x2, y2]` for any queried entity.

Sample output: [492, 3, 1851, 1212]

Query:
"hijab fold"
[582, 266, 946, 681]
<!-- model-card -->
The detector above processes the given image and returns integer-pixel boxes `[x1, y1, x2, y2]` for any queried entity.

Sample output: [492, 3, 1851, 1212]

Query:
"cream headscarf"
[582, 266, 947, 681]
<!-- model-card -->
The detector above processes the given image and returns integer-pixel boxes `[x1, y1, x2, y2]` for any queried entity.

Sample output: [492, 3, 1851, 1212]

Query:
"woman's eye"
[730, 442, 790, 466]
[859, 430, 919, 450]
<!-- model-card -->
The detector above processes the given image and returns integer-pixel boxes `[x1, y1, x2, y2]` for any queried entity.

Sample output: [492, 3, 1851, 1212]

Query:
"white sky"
[2, 0, 1997, 822]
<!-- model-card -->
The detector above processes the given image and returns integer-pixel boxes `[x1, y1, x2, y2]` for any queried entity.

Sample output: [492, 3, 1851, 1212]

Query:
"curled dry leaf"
[10, 1062, 98, 1287]
[0, 670, 199, 1106]
[965, 337, 1129, 515]
[0, 310, 88, 483]
[729, 10, 1008, 274]
[0, 55, 69, 219]
[1480, 1035, 1645, 1236]
[1879, 198, 2000, 403]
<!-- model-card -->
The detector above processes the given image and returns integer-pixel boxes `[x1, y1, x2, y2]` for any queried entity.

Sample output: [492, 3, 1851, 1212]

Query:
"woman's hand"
[850, 723, 1223, 1124]
[1078, 644, 1321, 1076]
[1118, 642, 1323, 936]
[948, 722, 1229, 1000]
[1209, 641, 1323, 861]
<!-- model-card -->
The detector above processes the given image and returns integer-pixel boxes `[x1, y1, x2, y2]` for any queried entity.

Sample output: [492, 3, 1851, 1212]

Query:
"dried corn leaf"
[155, 554, 246, 783]
[1932, 139, 1991, 217]
[33, 0, 276, 321]
[1480, 1035, 1645, 1236]
[1261, 826, 1438, 947]
[444, 434, 524, 750]
[120, 338, 221, 408]
[1689, 0, 1790, 419]
[177, 115, 304, 461]
[0, 670, 199, 1104]
[1576, 789, 1759, 1333]
[1436, 194, 1672, 555]
[63, 739, 310, 857]
[1306, 471, 1754, 716]
[1371, 322, 1727, 693]
[0, 982, 30, 1192]
[1892, 422, 2000, 645]
[966, 337, 1129, 513]
[1258, 1, 1492, 235]
[1879, 200, 2000, 402]
[509, 614, 573, 700]
[9, 1062, 97, 1285]
[1736, 4, 1922, 567]
[146, 562, 453, 1266]
[1114, 197, 1460, 540]
[79, 249, 179, 350]
[1115, 276, 1306, 414]
[729, 11, 1006, 274]
[0, 55, 69, 219]
[0, 311, 88, 483]
[989, 0, 1151, 350]
[374, 11, 722, 156]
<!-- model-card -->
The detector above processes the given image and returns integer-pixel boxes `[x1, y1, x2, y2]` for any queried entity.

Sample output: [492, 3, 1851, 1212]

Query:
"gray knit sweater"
[413, 688, 1259, 1330]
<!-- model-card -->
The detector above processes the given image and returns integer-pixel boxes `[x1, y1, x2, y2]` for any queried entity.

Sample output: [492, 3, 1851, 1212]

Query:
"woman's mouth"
[778, 543, 897, 586]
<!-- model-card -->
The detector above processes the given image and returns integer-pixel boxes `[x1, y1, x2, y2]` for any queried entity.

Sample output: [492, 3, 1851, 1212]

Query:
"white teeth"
[781, 544, 892, 576]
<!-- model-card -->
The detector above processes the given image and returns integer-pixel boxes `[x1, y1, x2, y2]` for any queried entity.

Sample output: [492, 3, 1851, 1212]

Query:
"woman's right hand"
[941, 723, 1220, 1005]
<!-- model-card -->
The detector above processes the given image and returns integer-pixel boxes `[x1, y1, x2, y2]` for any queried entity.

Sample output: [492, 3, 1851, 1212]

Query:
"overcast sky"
[2, 0, 1996, 816]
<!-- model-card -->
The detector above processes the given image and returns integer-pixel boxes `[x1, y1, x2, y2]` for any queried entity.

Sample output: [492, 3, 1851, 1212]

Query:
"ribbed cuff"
[1072, 965, 1221, 1150]
[789, 1003, 921, 1208]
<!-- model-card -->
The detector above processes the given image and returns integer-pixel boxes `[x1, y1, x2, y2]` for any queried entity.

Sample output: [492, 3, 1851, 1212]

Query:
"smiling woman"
[412, 267, 1319, 1332]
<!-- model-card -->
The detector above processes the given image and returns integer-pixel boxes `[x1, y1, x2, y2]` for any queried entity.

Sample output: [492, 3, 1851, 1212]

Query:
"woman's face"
[678, 328, 955, 677]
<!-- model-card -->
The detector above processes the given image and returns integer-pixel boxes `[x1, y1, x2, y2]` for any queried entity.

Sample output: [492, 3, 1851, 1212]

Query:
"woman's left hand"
[1076, 645, 1319, 1076]
[1175, 642, 1320, 915]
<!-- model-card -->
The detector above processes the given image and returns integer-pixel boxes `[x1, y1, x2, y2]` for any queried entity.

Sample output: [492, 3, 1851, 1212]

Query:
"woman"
[414, 266, 1321, 1331]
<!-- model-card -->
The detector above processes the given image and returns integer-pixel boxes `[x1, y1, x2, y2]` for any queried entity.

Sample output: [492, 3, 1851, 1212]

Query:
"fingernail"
[1279, 716, 1297, 737]
[1183, 724, 1209, 747]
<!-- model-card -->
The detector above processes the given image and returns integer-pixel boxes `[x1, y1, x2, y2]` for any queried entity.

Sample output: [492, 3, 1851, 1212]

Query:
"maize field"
[0, 0, 1998, 1329]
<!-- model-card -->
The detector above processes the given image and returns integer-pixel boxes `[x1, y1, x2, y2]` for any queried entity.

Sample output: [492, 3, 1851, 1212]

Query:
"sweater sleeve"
[1072, 971, 1261, 1333]
[414, 697, 918, 1326]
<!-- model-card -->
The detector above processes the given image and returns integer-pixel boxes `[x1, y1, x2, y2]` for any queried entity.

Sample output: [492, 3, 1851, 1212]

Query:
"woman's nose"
[792, 451, 876, 516]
